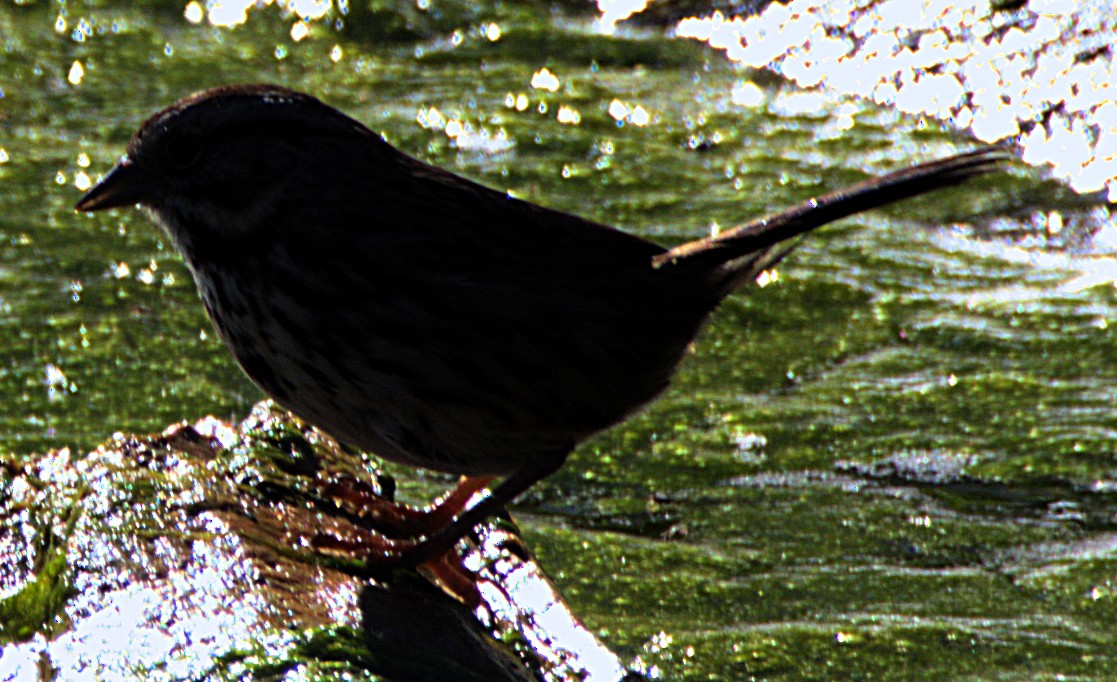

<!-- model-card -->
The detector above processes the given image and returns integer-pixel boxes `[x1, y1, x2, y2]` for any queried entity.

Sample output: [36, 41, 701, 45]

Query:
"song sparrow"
[75, 84, 1003, 567]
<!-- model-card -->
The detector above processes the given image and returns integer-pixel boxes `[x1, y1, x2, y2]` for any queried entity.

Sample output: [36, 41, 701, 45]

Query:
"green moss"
[0, 499, 81, 643]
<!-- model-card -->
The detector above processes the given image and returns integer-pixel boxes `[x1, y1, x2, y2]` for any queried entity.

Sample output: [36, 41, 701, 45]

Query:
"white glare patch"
[74, 172, 91, 191]
[479, 557, 630, 681]
[67, 60, 84, 86]
[289, 0, 330, 20]
[596, 0, 649, 33]
[1058, 254, 1117, 293]
[417, 106, 447, 130]
[556, 105, 581, 125]
[290, 21, 309, 42]
[329, 44, 342, 62]
[113, 262, 131, 279]
[184, 1, 204, 24]
[730, 81, 764, 107]
[1046, 211, 1064, 235]
[44, 364, 74, 401]
[756, 269, 779, 288]
[608, 99, 629, 121]
[672, 1, 1117, 201]
[770, 89, 831, 117]
[206, 0, 253, 27]
[484, 23, 502, 41]
[530, 67, 560, 92]
[439, 116, 515, 155]
[191, 415, 241, 450]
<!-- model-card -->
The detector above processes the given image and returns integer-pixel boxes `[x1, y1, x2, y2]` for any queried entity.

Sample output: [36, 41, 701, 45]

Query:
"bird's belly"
[196, 275, 539, 476]
[192, 263, 696, 478]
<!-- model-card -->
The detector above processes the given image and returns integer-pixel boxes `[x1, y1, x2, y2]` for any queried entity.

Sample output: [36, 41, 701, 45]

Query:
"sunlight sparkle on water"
[730, 81, 764, 107]
[672, 0, 1117, 201]
[202, 0, 330, 28]
[505, 92, 530, 112]
[530, 68, 561, 92]
[595, 0, 649, 33]
[204, 0, 252, 27]
[67, 61, 84, 86]
[557, 105, 582, 125]
[184, 2, 204, 24]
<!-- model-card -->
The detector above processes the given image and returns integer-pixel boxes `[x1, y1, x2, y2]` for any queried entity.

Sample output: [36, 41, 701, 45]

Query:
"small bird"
[76, 84, 1002, 567]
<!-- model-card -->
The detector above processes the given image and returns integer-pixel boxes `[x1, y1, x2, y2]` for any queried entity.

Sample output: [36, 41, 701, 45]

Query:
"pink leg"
[317, 451, 567, 569]
[321, 475, 494, 539]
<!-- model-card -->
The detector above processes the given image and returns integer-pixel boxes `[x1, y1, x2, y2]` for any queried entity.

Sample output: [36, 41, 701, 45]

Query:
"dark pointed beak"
[74, 157, 155, 212]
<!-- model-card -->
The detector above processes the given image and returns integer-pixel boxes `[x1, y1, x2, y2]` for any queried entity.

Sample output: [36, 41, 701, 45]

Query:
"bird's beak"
[74, 157, 154, 212]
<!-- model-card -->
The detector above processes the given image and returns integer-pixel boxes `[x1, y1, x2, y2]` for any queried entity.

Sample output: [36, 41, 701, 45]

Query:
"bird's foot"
[311, 462, 560, 602]
[320, 474, 494, 539]
[313, 474, 497, 604]
[312, 520, 482, 606]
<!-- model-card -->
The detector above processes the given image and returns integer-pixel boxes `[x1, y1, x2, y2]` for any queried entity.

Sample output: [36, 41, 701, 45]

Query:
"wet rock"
[0, 402, 637, 681]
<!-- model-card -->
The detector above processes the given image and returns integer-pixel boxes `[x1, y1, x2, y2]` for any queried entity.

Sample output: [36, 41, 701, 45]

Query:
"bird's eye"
[164, 133, 205, 170]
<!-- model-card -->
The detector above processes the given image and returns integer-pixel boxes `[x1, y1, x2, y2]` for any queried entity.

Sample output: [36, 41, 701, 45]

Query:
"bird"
[75, 84, 1003, 568]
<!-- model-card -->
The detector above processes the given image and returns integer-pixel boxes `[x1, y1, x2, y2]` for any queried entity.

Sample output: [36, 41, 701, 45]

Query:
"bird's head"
[75, 84, 379, 258]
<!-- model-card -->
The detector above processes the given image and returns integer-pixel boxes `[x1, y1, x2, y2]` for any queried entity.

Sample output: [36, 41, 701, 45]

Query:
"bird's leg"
[395, 454, 566, 568]
[313, 523, 482, 606]
[322, 475, 494, 540]
[317, 452, 567, 570]
[417, 545, 483, 607]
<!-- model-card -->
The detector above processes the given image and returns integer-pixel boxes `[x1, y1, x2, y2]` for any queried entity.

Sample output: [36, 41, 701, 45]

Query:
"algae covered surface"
[1, 1, 1116, 679]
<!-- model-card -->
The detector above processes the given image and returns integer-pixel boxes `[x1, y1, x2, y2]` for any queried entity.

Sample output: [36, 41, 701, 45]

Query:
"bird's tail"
[651, 147, 1008, 297]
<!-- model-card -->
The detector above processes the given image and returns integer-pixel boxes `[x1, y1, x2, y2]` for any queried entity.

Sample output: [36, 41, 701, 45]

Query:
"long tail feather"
[651, 147, 1009, 296]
